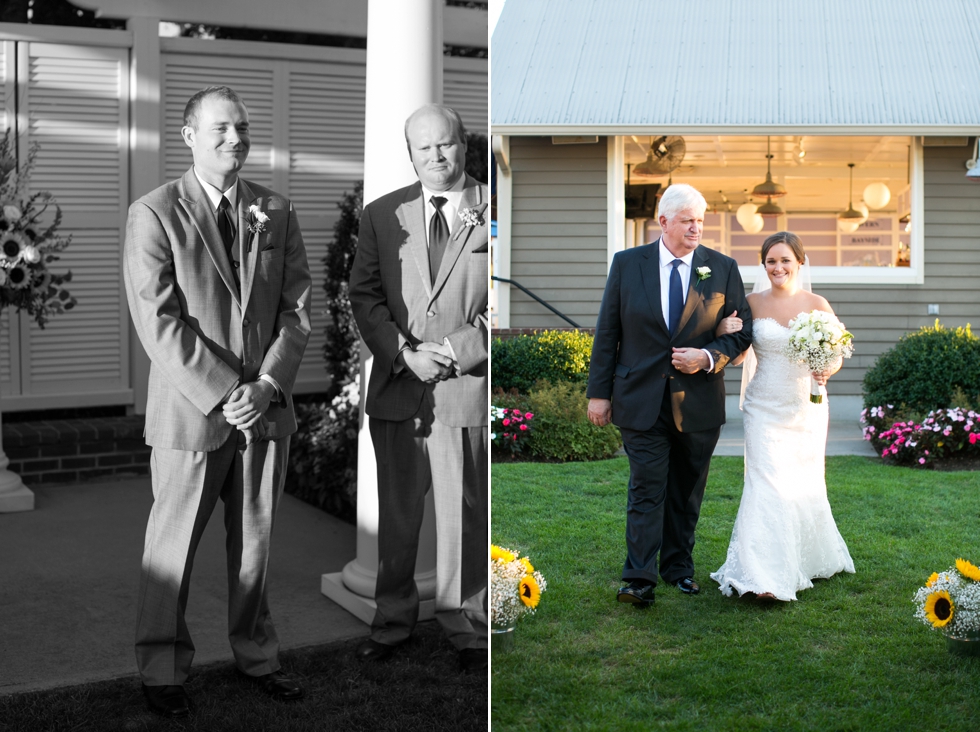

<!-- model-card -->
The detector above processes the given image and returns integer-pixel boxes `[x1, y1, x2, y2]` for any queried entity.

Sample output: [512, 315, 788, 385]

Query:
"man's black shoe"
[459, 648, 488, 674]
[355, 638, 396, 662]
[674, 577, 700, 595]
[238, 670, 305, 701]
[142, 684, 190, 718]
[616, 581, 655, 607]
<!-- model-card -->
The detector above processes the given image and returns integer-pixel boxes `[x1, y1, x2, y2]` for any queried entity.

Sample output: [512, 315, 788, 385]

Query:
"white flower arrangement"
[913, 559, 980, 639]
[695, 266, 711, 282]
[0, 129, 77, 328]
[784, 310, 854, 403]
[453, 206, 485, 240]
[491, 544, 547, 628]
[246, 204, 270, 235]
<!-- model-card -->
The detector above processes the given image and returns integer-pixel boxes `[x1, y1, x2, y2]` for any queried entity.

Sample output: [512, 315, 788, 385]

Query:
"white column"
[491, 135, 511, 328]
[321, 0, 443, 624]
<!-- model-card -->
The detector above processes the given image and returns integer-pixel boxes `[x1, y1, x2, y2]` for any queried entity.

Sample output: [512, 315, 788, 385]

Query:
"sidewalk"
[0, 478, 366, 696]
[714, 420, 877, 457]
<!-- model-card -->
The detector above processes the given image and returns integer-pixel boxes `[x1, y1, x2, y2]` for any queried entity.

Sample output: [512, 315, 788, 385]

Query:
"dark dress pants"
[619, 385, 721, 586]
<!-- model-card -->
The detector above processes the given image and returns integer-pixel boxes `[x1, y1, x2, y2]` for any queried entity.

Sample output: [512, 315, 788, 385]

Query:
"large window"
[620, 135, 922, 285]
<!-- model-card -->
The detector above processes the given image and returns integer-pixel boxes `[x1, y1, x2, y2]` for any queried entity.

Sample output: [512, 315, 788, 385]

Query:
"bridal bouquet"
[0, 130, 77, 328]
[491, 544, 547, 628]
[785, 310, 854, 403]
[913, 558, 980, 641]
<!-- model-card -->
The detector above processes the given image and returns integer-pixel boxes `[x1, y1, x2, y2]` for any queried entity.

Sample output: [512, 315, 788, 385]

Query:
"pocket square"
[472, 245, 488, 253]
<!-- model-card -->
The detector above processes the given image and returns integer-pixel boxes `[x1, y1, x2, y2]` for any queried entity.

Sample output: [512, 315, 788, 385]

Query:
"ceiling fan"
[632, 136, 686, 177]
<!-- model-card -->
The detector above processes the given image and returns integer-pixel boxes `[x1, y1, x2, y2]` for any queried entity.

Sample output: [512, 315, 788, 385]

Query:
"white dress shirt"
[193, 167, 282, 400]
[657, 238, 714, 372]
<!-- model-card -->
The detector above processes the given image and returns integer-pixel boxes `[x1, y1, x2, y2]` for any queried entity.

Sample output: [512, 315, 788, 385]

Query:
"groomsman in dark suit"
[124, 86, 311, 717]
[348, 104, 489, 673]
[587, 184, 752, 607]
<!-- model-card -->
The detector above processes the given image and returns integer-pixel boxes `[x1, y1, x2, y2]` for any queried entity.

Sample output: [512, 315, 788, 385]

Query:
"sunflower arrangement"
[491, 544, 547, 628]
[0, 129, 76, 328]
[913, 558, 980, 638]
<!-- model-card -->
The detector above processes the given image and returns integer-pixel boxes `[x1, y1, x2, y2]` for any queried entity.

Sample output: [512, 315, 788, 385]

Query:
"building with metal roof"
[491, 0, 980, 419]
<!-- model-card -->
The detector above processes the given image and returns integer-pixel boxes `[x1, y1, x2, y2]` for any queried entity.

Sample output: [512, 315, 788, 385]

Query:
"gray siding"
[509, 136, 608, 328]
[724, 143, 980, 399]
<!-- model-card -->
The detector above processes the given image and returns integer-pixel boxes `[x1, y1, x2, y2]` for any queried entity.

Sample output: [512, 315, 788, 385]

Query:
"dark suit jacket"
[348, 174, 488, 428]
[586, 240, 752, 433]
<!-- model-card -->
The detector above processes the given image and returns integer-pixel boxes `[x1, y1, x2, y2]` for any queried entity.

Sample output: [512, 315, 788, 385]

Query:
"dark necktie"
[428, 195, 449, 284]
[668, 258, 684, 335]
[216, 196, 239, 286]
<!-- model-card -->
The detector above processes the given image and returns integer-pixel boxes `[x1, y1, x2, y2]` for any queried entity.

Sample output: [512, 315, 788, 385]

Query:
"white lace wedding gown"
[710, 318, 855, 601]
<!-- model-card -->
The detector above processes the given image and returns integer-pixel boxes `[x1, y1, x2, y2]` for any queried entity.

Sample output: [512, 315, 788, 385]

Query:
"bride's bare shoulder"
[804, 291, 834, 314]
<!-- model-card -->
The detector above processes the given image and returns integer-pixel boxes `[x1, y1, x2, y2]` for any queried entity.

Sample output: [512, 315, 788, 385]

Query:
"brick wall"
[2, 416, 149, 486]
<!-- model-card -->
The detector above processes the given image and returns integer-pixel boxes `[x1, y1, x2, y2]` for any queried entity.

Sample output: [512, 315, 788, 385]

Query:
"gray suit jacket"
[124, 167, 312, 451]
[348, 174, 488, 428]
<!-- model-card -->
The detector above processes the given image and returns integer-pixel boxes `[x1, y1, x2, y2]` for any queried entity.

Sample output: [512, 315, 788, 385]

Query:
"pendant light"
[837, 163, 864, 232]
[756, 195, 783, 218]
[751, 136, 787, 199]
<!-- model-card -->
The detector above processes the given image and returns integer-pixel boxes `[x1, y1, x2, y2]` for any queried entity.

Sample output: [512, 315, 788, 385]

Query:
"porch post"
[321, 0, 442, 623]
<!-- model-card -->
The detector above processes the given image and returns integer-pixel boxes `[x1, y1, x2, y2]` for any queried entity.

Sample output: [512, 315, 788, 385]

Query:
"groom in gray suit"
[348, 104, 489, 674]
[123, 86, 311, 717]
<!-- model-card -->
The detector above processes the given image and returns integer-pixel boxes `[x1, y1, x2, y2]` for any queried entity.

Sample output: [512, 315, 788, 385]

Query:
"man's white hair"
[657, 183, 707, 221]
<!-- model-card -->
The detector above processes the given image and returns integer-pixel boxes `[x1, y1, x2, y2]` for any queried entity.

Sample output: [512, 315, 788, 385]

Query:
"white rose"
[22, 244, 41, 264]
[3, 204, 22, 221]
[249, 204, 270, 224]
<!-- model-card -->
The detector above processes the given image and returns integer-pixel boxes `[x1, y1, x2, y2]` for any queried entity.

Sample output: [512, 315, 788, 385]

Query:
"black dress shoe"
[674, 577, 700, 595]
[459, 648, 488, 674]
[142, 684, 190, 718]
[617, 581, 655, 607]
[238, 670, 305, 701]
[355, 638, 396, 662]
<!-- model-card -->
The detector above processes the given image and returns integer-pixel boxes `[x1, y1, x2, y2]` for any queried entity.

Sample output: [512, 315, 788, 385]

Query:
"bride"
[709, 232, 854, 601]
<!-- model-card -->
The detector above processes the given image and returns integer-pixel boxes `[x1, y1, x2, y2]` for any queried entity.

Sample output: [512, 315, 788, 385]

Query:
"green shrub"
[862, 321, 980, 412]
[525, 380, 621, 461]
[491, 330, 594, 393]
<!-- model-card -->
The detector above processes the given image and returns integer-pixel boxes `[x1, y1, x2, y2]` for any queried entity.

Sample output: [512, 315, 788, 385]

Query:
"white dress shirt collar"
[194, 167, 238, 213]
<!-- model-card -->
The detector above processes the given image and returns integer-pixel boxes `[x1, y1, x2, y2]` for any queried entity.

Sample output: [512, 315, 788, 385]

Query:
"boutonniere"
[246, 205, 270, 235]
[453, 207, 485, 240]
[695, 266, 712, 283]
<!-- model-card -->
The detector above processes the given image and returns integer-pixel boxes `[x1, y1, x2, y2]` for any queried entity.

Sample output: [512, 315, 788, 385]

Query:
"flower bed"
[860, 404, 980, 467]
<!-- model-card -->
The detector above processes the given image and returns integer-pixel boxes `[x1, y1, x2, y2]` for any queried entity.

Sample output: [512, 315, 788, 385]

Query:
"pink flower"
[970, 434, 978, 445]
[519, 424, 528, 431]
[919, 457, 926, 464]
[924, 450, 930, 455]
[512, 433, 518, 441]
[502, 419, 510, 426]
[525, 412, 534, 420]
[882, 449, 888, 457]
[512, 409, 522, 416]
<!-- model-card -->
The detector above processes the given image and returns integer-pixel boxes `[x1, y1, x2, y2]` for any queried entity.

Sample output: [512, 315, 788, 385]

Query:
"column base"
[0, 477, 34, 513]
[321, 571, 435, 626]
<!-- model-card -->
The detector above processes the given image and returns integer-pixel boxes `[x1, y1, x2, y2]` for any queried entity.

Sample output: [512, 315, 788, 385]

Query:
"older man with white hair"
[587, 183, 752, 608]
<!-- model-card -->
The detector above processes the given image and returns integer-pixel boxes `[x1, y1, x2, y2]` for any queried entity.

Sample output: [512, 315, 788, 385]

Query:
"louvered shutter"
[19, 43, 130, 404]
[0, 42, 13, 398]
[288, 59, 365, 391]
[445, 58, 488, 137]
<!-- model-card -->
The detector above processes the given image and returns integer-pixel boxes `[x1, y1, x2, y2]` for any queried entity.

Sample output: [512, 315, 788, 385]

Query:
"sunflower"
[955, 558, 980, 582]
[926, 572, 940, 587]
[7, 262, 30, 289]
[0, 230, 27, 260]
[520, 557, 535, 574]
[924, 590, 954, 628]
[518, 575, 541, 608]
[491, 545, 515, 563]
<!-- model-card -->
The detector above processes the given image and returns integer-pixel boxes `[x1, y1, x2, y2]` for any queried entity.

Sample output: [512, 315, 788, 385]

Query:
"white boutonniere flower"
[453, 207, 486, 240]
[696, 266, 712, 283]
[246, 205, 270, 235]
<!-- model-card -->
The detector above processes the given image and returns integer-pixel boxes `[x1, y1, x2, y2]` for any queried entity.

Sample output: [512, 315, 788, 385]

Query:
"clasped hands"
[400, 342, 456, 384]
[223, 380, 276, 445]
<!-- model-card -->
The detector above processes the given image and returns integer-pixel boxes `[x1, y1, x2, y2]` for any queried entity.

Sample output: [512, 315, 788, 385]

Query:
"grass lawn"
[0, 622, 486, 732]
[491, 456, 980, 731]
